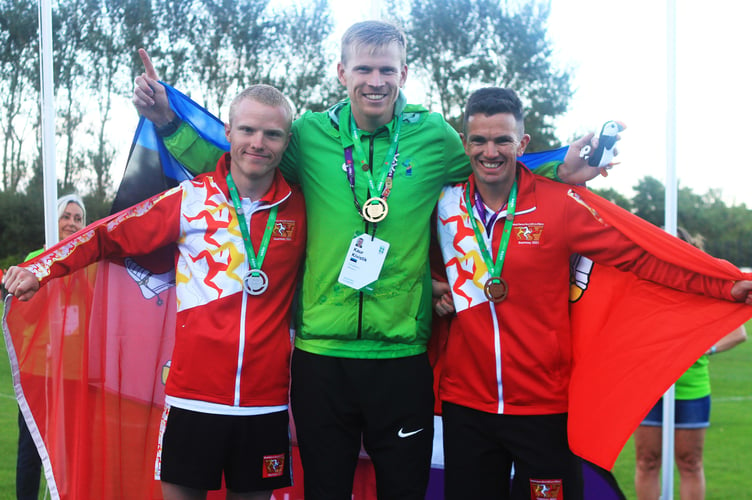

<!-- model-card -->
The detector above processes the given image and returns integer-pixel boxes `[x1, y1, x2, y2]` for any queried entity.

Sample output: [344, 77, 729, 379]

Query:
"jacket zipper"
[357, 135, 376, 339]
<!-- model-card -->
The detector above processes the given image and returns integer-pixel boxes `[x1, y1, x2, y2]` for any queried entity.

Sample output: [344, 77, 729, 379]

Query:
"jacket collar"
[209, 152, 292, 206]
[466, 162, 538, 217]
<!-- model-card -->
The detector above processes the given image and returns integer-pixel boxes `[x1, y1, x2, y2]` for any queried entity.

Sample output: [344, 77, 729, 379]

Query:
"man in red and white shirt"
[434, 87, 752, 500]
[3, 85, 306, 500]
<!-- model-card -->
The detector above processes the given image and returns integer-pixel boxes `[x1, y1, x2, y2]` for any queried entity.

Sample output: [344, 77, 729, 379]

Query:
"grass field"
[0, 304, 750, 499]
[611, 320, 752, 498]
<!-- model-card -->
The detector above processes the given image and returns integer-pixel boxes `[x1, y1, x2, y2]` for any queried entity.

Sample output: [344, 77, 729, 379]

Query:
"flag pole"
[661, 0, 678, 497]
[38, 0, 58, 248]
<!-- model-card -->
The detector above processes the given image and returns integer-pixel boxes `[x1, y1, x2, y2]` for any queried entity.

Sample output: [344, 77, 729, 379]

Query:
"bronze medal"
[362, 197, 389, 223]
[243, 269, 269, 295]
[484, 277, 508, 303]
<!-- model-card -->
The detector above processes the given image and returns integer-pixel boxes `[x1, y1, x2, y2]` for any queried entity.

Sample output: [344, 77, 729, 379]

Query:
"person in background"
[633, 227, 748, 500]
[16, 193, 86, 500]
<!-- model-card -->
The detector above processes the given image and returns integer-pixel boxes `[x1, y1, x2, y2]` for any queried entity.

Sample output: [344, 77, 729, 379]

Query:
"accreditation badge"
[337, 233, 390, 293]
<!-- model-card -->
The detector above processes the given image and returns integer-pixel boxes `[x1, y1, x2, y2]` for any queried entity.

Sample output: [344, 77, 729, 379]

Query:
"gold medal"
[484, 277, 508, 303]
[243, 269, 269, 295]
[362, 197, 389, 223]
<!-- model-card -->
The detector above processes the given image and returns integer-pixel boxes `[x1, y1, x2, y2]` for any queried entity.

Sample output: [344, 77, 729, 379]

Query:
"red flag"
[566, 187, 752, 469]
[4, 260, 175, 499]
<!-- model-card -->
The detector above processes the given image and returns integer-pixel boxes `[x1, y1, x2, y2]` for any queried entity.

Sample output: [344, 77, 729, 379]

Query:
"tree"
[0, 0, 39, 192]
[267, 0, 343, 115]
[631, 176, 665, 225]
[399, 0, 572, 149]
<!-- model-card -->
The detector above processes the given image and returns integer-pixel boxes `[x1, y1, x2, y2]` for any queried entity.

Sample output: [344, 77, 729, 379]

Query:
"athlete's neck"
[231, 171, 274, 202]
[351, 108, 394, 134]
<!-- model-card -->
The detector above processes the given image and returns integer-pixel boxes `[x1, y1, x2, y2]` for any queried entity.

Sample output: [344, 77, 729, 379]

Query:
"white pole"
[661, 0, 678, 498]
[38, 0, 59, 248]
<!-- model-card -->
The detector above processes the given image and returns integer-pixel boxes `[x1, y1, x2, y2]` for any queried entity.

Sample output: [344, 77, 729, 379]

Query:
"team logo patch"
[529, 478, 563, 499]
[513, 223, 543, 245]
[262, 454, 285, 478]
[403, 157, 414, 176]
[273, 220, 296, 240]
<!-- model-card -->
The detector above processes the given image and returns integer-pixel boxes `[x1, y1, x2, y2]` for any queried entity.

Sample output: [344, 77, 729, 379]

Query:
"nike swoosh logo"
[397, 427, 424, 438]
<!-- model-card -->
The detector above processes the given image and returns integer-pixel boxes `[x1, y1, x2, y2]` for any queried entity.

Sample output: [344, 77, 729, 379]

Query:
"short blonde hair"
[341, 20, 407, 66]
[228, 84, 293, 129]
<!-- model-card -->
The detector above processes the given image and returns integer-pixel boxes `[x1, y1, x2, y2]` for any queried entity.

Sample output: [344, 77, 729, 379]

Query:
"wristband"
[155, 115, 181, 137]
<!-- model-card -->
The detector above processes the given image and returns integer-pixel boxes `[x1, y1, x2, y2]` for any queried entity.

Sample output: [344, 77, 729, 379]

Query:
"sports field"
[0, 307, 749, 499]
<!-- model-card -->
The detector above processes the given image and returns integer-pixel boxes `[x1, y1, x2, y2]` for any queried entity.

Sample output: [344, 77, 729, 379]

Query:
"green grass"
[1, 302, 750, 499]
[1, 300, 19, 499]
[612, 320, 752, 498]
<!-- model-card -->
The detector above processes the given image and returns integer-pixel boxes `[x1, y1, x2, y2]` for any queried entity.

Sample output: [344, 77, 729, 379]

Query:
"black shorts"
[442, 402, 583, 500]
[290, 349, 434, 500]
[157, 406, 292, 493]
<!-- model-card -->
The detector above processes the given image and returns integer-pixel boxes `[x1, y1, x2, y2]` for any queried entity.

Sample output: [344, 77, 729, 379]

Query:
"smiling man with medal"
[434, 88, 752, 500]
[5, 85, 307, 499]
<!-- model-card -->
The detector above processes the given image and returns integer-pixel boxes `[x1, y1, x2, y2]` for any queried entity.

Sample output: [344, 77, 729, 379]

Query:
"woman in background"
[633, 227, 747, 500]
[16, 194, 85, 500]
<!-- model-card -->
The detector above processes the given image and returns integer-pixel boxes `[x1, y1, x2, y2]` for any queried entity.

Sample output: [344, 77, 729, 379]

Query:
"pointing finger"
[138, 48, 158, 80]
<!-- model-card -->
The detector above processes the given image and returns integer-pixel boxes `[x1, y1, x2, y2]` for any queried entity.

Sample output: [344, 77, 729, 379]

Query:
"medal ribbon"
[340, 106, 401, 220]
[226, 173, 277, 273]
[349, 113, 401, 199]
[464, 178, 518, 279]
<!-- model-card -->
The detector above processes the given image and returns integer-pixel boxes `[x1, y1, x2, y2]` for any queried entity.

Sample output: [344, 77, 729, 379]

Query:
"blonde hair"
[341, 20, 407, 66]
[228, 84, 293, 128]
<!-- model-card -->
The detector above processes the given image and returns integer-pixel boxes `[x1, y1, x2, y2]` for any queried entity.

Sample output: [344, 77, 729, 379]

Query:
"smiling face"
[225, 97, 290, 199]
[58, 202, 84, 239]
[462, 112, 530, 203]
[337, 41, 407, 132]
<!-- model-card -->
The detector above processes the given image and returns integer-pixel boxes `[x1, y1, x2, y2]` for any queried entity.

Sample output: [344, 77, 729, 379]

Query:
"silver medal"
[243, 269, 269, 295]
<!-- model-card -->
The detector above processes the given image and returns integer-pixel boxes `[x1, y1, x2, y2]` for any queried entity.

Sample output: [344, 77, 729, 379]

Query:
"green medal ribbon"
[226, 173, 277, 293]
[464, 179, 518, 302]
[348, 113, 401, 200]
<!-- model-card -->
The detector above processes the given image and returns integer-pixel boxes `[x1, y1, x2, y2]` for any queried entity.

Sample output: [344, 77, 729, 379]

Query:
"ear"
[337, 61, 347, 87]
[460, 132, 472, 155]
[517, 134, 531, 157]
[224, 122, 231, 142]
[399, 64, 408, 88]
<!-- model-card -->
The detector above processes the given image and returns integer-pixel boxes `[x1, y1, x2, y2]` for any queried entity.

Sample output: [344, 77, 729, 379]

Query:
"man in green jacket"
[132, 20, 602, 499]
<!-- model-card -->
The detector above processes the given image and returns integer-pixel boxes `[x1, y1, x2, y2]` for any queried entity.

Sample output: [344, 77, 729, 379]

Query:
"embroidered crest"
[273, 220, 296, 240]
[402, 157, 414, 177]
[262, 454, 285, 478]
[529, 478, 563, 499]
[513, 223, 543, 244]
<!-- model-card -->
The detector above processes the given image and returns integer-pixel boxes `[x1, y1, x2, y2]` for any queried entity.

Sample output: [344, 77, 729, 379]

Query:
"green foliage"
[400, 0, 572, 150]
[0, 190, 45, 267]
[0, 0, 337, 200]
[629, 176, 752, 265]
